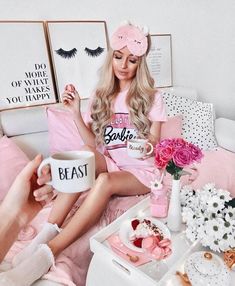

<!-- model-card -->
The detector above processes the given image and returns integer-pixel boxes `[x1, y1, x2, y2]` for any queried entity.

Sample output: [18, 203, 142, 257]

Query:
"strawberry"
[133, 237, 143, 248]
[131, 219, 140, 230]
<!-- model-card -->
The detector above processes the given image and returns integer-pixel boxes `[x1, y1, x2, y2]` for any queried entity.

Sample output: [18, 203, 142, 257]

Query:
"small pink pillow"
[160, 115, 183, 139]
[46, 107, 84, 155]
[191, 148, 235, 197]
[0, 136, 29, 201]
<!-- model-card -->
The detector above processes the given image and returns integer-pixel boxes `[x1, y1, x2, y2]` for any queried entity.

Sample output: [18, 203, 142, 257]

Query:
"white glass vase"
[167, 178, 182, 232]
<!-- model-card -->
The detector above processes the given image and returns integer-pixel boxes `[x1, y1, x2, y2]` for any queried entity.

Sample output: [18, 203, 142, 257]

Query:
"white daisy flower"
[205, 218, 225, 239]
[180, 187, 197, 206]
[207, 210, 223, 220]
[209, 240, 221, 252]
[150, 179, 162, 190]
[181, 185, 193, 194]
[201, 235, 222, 252]
[182, 182, 235, 252]
[195, 216, 205, 227]
[226, 233, 235, 248]
[185, 227, 198, 242]
[201, 234, 215, 249]
[182, 207, 195, 223]
[222, 219, 234, 235]
[198, 191, 211, 205]
[216, 189, 232, 202]
[197, 224, 206, 238]
[207, 196, 225, 213]
[224, 206, 235, 221]
[203, 183, 216, 193]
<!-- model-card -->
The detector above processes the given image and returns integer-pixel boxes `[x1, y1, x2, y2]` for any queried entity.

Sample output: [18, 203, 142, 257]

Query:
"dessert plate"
[119, 217, 171, 253]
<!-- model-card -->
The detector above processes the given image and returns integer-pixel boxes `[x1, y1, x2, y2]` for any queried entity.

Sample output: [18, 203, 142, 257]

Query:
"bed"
[0, 86, 235, 286]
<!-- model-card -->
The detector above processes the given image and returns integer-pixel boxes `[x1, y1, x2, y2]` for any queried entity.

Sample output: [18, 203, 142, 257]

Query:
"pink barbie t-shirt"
[85, 89, 167, 169]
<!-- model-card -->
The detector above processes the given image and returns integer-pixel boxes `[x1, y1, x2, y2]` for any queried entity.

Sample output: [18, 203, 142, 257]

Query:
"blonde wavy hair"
[90, 48, 156, 145]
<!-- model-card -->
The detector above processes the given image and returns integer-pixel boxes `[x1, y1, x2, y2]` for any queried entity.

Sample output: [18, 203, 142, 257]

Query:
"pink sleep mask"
[110, 24, 148, 56]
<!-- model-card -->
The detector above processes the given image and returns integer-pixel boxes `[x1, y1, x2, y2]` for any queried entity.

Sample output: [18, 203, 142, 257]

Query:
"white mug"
[127, 139, 154, 159]
[37, 151, 95, 193]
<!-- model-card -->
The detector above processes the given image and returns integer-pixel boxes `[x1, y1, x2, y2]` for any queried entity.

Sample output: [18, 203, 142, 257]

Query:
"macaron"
[151, 246, 165, 260]
[163, 247, 172, 258]
[154, 235, 161, 244]
[65, 84, 75, 93]
[158, 238, 171, 248]
[142, 236, 156, 252]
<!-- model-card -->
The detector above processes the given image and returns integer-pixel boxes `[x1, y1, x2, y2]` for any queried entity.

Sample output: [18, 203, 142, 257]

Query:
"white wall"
[1, 0, 235, 119]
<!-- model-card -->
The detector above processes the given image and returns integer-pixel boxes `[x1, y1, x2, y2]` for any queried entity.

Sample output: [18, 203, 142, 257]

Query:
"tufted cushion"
[162, 92, 218, 150]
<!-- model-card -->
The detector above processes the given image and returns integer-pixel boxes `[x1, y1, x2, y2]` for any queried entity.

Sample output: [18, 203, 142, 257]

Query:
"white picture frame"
[147, 34, 173, 88]
[46, 21, 108, 100]
[0, 21, 56, 111]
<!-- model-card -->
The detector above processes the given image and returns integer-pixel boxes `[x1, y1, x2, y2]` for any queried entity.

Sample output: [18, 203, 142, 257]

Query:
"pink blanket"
[5, 147, 235, 285]
[5, 193, 146, 286]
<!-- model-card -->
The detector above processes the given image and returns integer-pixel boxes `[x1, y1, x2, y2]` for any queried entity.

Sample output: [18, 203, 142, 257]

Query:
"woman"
[2, 22, 167, 285]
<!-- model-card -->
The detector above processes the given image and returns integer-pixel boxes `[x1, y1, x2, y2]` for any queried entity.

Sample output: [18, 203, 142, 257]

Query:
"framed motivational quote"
[0, 21, 56, 111]
[147, 34, 173, 88]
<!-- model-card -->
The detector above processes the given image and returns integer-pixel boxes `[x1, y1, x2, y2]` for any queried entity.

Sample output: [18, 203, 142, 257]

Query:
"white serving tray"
[87, 196, 234, 286]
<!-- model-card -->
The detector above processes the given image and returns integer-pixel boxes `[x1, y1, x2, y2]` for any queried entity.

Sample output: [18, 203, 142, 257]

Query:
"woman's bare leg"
[48, 171, 149, 256]
[48, 145, 108, 226]
[48, 193, 82, 226]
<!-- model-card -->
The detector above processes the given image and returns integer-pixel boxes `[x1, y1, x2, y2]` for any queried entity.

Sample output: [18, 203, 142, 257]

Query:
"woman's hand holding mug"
[37, 151, 95, 194]
[127, 139, 154, 159]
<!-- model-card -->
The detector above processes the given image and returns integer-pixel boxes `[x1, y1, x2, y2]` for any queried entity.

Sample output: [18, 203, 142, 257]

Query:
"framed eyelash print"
[0, 21, 57, 111]
[46, 21, 108, 99]
[146, 34, 173, 88]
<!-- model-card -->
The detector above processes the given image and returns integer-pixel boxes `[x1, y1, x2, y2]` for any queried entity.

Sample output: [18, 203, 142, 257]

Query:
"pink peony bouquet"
[154, 138, 203, 180]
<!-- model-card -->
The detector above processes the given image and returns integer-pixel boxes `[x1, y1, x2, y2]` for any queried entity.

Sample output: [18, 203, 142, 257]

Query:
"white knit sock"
[0, 261, 12, 272]
[0, 244, 54, 286]
[13, 222, 60, 267]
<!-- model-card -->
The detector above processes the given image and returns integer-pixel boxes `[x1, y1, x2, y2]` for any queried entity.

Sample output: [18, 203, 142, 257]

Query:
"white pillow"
[215, 117, 235, 152]
[162, 92, 218, 150]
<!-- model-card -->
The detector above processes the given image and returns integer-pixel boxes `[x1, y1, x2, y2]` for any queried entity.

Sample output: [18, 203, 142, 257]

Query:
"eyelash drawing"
[55, 48, 77, 59]
[84, 46, 104, 57]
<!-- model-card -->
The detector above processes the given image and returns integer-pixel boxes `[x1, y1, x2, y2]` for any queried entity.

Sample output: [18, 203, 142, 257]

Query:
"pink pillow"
[191, 148, 235, 197]
[160, 115, 183, 139]
[0, 136, 29, 201]
[46, 107, 84, 155]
